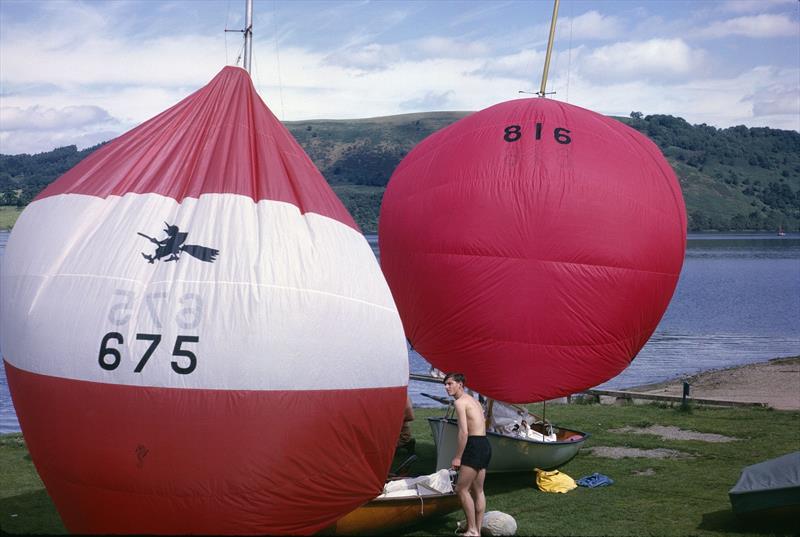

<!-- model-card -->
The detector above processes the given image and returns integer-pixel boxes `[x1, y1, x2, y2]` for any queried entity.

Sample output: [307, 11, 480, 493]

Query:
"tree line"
[2, 112, 798, 232]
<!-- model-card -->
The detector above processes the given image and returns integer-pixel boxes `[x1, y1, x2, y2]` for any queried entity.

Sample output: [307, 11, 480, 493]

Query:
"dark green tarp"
[729, 451, 800, 515]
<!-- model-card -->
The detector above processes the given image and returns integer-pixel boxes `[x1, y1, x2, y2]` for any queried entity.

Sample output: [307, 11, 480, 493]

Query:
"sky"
[0, 0, 798, 155]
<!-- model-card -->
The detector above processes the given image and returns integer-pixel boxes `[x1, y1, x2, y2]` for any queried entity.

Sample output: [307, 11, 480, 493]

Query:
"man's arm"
[451, 399, 469, 469]
[403, 397, 415, 422]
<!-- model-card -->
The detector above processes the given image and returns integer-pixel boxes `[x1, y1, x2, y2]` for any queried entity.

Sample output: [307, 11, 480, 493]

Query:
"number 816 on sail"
[503, 123, 571, 144]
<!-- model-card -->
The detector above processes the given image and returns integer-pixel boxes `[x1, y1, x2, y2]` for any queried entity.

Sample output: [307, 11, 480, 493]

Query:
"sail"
[0, 66, 408, 535]
[379, 98, 686, 403]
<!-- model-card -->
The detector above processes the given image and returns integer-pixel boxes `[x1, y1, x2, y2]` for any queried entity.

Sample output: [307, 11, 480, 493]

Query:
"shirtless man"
[444, 373, 491, 537]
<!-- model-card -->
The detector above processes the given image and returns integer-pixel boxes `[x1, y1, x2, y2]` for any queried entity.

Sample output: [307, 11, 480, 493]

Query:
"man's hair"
[443, 372, 465, 385]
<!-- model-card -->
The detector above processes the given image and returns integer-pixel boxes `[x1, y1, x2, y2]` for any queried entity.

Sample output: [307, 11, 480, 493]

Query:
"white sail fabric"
[2, 192, 407, 390]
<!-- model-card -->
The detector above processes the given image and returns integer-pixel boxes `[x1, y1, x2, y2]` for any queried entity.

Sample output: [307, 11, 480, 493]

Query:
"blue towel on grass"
[576, 473, 614, 488]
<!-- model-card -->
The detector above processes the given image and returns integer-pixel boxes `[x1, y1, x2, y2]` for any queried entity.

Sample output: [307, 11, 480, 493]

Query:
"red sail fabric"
[380, 98, 686, 403]
[35, 66, 356, 229]
[7, 363, 404, 535]
[1, 66, 409, 535]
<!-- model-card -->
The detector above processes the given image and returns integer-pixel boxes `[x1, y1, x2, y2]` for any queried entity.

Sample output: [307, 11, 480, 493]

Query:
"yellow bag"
[535, 468, 577, 493]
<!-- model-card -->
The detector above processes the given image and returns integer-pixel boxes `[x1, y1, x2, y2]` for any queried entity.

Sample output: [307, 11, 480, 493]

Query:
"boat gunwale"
[427, 416, 591, 446]
[367, 491, 458, 504]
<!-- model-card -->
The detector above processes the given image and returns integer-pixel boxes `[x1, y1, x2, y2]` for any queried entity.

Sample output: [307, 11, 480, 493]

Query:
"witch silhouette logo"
[138, 222, 219, 264]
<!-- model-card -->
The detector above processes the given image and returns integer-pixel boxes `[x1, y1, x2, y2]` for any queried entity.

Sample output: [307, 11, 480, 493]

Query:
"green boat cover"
[729, 452, 800, 515]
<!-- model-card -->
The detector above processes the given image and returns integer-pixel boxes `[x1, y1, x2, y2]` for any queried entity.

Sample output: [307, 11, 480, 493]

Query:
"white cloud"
[415, 37, 490, 59]
[323, 37, 491, 71]
[550, 65, 800, 132]
[383, 9, 410, 28]
[697, 14, 798, 38]
[579, 39, 705, 82]
[720, 0, 795, 14]
[400, 90, 455, 111]
[447, 1, 514, 28]
[748, 78, 800, 118]
[1, 0, 797, 155]
[324, 43, 398, 71]
[752, 90, 799, 117]
[0, 33, 225, 88]
[0, 104, 120, 154]
[561, 11, 625, 40]
[1, 105, 114, 131]
[0, 0, 227, 89]
[0, 129, 117, 156]
[254, 49, 525, 121]
[523, 10, 624, 45]
[473, 49, 544, 79]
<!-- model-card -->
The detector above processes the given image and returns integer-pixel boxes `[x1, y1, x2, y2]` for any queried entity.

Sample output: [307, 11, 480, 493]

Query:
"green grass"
[0, 434, 66, 534]
[402, 404, 800, 536]
[1, 404, 798, 535]
[0, 206, 23, 230]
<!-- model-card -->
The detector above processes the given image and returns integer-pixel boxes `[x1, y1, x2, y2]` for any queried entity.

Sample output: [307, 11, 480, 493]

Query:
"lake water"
[1, 231, 798, 432]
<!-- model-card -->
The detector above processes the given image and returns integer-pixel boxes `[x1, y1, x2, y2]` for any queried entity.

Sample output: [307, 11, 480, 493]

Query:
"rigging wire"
[234, 40, 245, 68]
[273, 0, 286, 120]
[252, 45, 260, 90]
[223, 0, 248, 70]
[224, 0, 232, 64]
[566, 0, 573, 103]
[548, 21, 561, 96]
[520, 3, 552, 96]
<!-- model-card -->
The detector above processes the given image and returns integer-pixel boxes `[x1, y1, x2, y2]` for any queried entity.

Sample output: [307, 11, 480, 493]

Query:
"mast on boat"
[538, 0, 560, 97]
[243, 0, 253, 74]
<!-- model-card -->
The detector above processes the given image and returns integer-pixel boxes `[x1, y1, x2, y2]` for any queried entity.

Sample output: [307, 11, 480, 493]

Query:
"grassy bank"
[0, 206, 22, 230]
[1, 404, 797, 535]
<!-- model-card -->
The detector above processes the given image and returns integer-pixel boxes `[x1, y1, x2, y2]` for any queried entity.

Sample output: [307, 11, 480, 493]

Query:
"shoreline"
[625, 355, 800, 410]
[2, 356, 798, 437]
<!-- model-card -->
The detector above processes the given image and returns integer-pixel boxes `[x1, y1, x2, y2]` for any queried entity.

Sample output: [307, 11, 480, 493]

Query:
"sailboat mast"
[243, 0, 253, 73]
[538, 0, 560, 97]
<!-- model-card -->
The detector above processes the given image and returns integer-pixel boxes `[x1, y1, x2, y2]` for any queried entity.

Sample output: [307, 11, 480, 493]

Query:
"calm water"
[1, 231, 798, 432]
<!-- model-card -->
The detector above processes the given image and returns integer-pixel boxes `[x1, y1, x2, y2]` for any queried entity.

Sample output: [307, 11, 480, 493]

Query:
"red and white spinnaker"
[1, 67, 408, 535]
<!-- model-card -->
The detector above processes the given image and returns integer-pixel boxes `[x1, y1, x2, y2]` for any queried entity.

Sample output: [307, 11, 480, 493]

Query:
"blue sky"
[1, 0, 798, 154]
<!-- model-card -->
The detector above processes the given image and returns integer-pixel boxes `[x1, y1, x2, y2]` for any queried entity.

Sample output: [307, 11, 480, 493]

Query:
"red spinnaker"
[380, 98, 686, 403]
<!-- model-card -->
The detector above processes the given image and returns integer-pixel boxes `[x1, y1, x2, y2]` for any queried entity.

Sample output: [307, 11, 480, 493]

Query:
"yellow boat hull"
[322, 492, 460, 535]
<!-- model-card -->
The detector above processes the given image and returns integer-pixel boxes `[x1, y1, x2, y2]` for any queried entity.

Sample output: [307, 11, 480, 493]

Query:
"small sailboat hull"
[429, 417, 588, 473]
[322, 492, 460, 535]
[729, 452, 800, 517]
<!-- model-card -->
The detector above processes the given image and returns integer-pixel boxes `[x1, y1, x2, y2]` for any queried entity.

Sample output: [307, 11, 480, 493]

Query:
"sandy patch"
[633, 468, 656, 476]
[610, 425, 737, 443]
[629, 356, 800, 410]
[586, 447, 693, 459]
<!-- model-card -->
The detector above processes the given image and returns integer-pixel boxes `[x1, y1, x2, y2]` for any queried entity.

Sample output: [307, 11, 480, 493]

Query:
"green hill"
[620, 113, 799, 233]
[1, 111, 798, 233]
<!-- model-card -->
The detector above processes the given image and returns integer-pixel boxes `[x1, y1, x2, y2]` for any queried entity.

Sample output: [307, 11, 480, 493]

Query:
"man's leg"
[457, 465, 479, 535]
[470, 468, 487, 532]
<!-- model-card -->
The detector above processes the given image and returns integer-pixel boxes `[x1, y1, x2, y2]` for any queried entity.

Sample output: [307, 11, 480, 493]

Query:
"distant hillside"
[0, 144, 104, 207]
[1, 111, 798, 233]
[620, 113, 799, 233]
